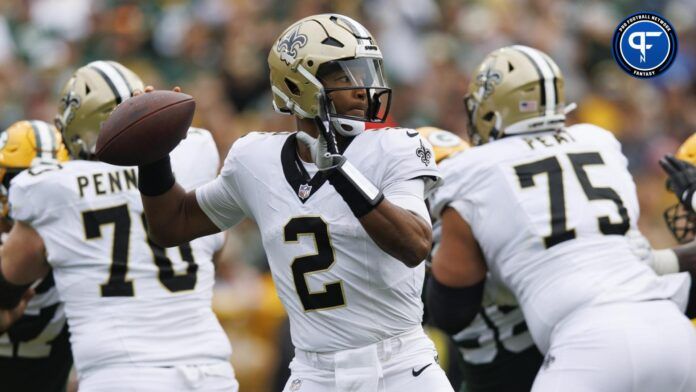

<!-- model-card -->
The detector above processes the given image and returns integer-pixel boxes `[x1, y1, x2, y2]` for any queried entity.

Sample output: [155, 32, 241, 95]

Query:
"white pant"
[78, 362, 239, 391]
[532, 300, 696, 392]
[282, 327, 454, 392]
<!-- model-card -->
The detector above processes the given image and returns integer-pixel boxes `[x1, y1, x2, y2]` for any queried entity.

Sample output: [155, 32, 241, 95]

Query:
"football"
[96, 90, 195, 166]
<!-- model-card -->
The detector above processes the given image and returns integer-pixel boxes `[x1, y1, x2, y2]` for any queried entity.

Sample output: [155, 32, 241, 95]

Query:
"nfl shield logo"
[298, 184, 312, 200]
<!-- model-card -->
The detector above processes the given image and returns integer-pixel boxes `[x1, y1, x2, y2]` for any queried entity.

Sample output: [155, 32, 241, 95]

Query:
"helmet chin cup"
[331, 117, 365, 137]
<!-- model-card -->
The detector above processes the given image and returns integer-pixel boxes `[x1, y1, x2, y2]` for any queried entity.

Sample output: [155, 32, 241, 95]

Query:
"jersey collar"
[281, 133, 329, 203]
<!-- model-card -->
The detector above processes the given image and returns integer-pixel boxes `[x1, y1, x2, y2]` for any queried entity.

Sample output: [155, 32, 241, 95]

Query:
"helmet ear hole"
[285, 78, 300, 95]
[85, 85, 91, 95]
[483, 112, 495, 121]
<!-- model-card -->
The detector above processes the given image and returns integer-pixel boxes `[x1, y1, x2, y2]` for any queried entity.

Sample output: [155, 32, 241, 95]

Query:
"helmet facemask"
[316, 58, 391, 136]
[664, 202, 696, 244]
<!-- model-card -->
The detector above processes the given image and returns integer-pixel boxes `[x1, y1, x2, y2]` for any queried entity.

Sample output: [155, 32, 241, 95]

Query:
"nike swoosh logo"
[406, 130, 419, 137]
[411, 363, 433, 377]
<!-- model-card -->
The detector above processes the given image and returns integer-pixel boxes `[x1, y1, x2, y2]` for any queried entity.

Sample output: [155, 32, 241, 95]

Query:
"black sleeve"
[425, 275, 484, 335]
[0, 269, 31, 309]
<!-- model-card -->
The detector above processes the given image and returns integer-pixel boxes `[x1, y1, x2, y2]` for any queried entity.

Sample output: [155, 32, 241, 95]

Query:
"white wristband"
[652, 249, 679, 275]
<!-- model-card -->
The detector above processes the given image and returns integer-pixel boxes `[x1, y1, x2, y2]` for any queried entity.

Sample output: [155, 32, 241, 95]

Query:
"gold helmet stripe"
[30, 120, 55, 159]
[89, 61, 131, 104]
[512, 45, 556, 116]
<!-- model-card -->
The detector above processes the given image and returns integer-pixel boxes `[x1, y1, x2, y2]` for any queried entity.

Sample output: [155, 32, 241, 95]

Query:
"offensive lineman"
[133, 14, 452, 391]
[0, 120, 72, 392]
[427, 45, 696, 391]
[0, 61, 237, 391]
[418, 127, 543, 392]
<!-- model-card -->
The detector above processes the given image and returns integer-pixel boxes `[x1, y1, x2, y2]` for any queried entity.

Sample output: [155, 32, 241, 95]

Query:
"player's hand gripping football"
[660, 154, 696, 213]
[296, 92, 345, 170]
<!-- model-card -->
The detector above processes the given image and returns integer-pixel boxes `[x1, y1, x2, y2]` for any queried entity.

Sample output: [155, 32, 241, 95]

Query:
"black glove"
[659, 154, 696, 213]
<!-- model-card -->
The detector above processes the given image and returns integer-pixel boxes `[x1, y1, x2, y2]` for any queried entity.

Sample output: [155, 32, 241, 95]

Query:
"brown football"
[96, 90, 195, 166]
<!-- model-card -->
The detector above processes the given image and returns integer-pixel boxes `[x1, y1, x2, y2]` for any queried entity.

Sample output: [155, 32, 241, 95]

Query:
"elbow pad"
[425, 275, 485, 335]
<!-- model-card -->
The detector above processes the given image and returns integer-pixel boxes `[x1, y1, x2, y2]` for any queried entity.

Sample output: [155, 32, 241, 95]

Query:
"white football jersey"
[197, 129, 440, 352]
[430, 124, 691, 353]
[431, 159, 533, 365]
[8, 128, 229, 375]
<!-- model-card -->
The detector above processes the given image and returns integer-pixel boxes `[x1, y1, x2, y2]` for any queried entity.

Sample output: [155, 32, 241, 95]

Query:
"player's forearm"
[139, 156, 219, 247]
[360, 201, 431, 267]
[141, 184, 189, 246]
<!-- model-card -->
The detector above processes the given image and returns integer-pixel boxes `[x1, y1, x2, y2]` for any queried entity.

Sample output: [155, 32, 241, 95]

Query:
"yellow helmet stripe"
[513, 45, 556, 116]
[30, 120, 55, 159]
[89, 61, 131, 104]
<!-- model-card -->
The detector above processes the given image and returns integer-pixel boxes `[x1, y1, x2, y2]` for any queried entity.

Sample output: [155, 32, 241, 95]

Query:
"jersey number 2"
[82, 205, 197, 297]
[514, 152, 629, 248]
[285, 217, 346, 312]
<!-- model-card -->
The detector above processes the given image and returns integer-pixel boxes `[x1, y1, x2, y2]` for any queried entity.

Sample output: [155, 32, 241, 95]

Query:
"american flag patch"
[519, 100, 538, 112]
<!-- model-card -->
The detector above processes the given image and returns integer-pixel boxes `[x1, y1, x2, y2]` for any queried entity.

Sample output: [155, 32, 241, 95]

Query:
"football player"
[0, 120, 73, 392]
[134, 14, 453, 391]
[427, 45, 696, 391]
[418, 127, 543, 392]
[623, 135, 696, 321]
[0, 61, 238, 391]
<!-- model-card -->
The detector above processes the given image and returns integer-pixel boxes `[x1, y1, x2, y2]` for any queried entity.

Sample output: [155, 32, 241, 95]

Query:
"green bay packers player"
[134, 14, 452, 391]
[624, 134, 696, 325]
[0, 120, 73, 392]
[418, 127, 543, 392]
[0, 61, 238, 391]
[427, 45, 696, 392]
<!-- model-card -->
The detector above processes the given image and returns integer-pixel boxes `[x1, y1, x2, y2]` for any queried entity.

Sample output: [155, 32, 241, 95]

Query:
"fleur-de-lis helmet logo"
[277, 26, 308, 65]
[476, 66, 502, 99]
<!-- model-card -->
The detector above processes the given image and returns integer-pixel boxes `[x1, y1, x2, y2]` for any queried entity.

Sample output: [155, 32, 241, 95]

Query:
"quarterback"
[0, 61, 237, 391]
[427, 45, 696, 391]
[136, 14, 452, 391]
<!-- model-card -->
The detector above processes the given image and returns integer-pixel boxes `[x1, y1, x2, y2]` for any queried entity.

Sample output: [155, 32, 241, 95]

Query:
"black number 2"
[514, 152, 629, 249]
[82, 205, 197, 297]
[284, 217, 346, 312]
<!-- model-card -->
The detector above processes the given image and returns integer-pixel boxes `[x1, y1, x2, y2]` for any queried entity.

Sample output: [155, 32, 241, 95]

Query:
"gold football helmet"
[268, 14, 391, 137]
[0, 120, 70, 218]
[464, 45, 571, 145]
[664, 133, 696, 243]
[416, 127, 469, 163]
[55, 60, 144, 158]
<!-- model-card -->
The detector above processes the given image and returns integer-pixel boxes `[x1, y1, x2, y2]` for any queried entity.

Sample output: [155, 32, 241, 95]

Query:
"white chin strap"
[331, 117, 365, 137]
